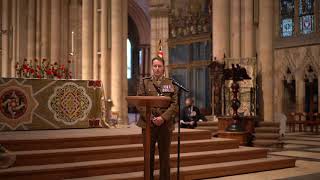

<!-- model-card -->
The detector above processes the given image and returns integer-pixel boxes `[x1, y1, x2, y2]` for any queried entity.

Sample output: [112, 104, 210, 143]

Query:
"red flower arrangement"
[15, 59, 72, 79]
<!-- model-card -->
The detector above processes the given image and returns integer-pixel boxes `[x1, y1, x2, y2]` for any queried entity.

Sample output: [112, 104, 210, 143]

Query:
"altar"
[0, 78, 103, 131]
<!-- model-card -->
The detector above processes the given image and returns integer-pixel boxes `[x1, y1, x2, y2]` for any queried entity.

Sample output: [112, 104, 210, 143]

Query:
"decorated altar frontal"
[0, 78, 103, 131]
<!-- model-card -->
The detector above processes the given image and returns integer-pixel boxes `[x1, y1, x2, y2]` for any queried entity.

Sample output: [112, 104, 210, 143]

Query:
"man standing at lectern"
[137, 56, 178, 180]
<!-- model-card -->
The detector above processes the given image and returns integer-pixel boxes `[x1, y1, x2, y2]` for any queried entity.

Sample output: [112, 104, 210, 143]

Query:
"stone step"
[258, 122, 280, 127]
[197, 121, 218, 127]
[196, 126, 219, 132]
[253, 140, 284, 148]
[254, 133, 280, 140]
[0, 128, 212, 151]
[13, 138, 239, 166]
[255, 127, 280, 133]
[0, 147, 268, 179]
[67, 156, 296, 180]
[204, 116, 216, 121]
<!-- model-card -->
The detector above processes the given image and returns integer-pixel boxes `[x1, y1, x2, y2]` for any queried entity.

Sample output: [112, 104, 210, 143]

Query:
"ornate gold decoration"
[0, 79, 39, 130]
[48, 82, 92, 125]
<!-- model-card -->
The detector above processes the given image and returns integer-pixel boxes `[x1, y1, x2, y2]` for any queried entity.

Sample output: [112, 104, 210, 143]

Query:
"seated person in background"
[180, 97, 206, 128]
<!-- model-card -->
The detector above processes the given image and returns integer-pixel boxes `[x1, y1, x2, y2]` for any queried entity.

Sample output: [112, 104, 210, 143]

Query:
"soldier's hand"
[152, 116, 164, 126]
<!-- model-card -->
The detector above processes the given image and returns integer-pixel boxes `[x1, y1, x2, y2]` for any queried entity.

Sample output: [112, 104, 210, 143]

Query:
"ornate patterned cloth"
[0, 78, 103, 131]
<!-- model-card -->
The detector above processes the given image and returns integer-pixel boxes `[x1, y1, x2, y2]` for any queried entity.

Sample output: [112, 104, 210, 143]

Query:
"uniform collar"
[151, 75, 165, 81]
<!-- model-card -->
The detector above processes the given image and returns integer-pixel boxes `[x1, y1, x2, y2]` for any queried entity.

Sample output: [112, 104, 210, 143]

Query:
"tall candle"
[71, 31, 74, 53]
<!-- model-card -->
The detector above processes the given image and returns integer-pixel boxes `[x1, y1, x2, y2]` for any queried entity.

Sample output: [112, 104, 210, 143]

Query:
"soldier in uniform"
[137, 56, 178, 180]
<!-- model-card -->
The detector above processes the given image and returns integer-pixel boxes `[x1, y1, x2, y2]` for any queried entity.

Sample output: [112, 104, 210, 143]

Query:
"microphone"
[170, 78, 190, 92]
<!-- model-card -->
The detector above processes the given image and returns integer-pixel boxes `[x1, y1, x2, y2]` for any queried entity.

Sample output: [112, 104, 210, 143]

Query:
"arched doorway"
[304, 66, 318, 114]
[127, 16, 140, 96]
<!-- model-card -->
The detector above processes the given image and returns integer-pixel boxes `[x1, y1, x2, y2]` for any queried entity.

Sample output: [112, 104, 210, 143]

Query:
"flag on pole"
[157, 40, 163, 58]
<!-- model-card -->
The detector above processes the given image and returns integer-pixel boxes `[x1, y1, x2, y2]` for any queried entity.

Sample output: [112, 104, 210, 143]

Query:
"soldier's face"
[152, 60, 165, 77]
[185, 98, 193, 106]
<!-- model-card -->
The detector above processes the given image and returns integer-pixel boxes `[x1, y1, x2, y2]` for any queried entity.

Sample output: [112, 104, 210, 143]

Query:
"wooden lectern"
[126, 96, 171, 180]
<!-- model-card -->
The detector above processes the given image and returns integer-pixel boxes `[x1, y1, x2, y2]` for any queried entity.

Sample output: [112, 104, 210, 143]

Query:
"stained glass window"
[282, 18, 294, 37]
[299, 0, 315, 34]
[280, 0, 295, 37]
[127, 39, 132, 79]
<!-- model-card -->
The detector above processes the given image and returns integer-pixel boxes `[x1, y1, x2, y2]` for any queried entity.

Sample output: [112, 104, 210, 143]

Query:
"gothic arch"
[277, 49, 296, 81]
[301, 47, 320, 76]
[128, 0, 150, 45]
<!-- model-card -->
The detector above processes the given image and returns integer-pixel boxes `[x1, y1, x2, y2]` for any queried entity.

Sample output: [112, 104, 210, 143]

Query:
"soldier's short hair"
[152, 56, 165, 66]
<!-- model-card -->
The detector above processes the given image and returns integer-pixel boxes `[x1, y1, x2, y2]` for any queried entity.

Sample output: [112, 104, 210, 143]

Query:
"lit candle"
[71, 31, 74, 53]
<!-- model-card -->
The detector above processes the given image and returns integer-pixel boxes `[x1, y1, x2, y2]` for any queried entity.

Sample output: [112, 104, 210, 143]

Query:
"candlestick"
[71, 31, 74, 54]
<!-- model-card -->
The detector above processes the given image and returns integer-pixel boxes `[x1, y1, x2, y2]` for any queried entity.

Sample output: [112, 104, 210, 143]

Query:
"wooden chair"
[315, 113, 320, 133]
[295, 112, 305, 132]
[286, 112, 296, 132]
[304, 112, 317, 132]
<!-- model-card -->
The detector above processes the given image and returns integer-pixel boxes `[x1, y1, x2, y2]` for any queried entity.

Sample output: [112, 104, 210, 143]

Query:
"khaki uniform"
[137, 76, 178, 180]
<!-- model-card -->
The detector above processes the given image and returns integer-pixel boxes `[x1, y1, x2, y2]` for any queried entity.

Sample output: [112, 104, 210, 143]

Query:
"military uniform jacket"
[136, 76, 178, 131]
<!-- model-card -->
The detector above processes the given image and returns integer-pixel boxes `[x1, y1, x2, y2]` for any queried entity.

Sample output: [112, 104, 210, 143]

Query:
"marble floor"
[206, 132, 320, 180]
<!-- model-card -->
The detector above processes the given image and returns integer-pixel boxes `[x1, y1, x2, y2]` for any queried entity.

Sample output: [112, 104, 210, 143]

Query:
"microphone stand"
[171, 78, 189, 180]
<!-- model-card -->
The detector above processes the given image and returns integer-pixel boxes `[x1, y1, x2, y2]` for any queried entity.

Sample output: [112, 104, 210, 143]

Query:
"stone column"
[241, 0, 254, 58]
[274, 0, 280, 39]
[139, 45, 151, 77]
[35, 0, 41, 59]
[230, 0, 240, 58]
[60, 0, 69, 64]
[41, 0, 49, 60]
[69, 0, 80, 79]
[296, 74, 305, 113]
[121, 0, 128, 125]
[101, 0, 111, 98]
[111, 0, 128, 125]
[212, 0, 230, 60]
[150, 17, 157, 66]
[93, 0, 99, 80]
[149, 2, 169, 73]
[50, 0, 61, 63]
[275, 78, 284, 113]
[258, 0, 274, 121]
[27, 0, 36, 60]
[318, 76, 320, 112]
[82, 0, 93, 80]
[11, 0, 17, 77]
[1, 0, 9, 77]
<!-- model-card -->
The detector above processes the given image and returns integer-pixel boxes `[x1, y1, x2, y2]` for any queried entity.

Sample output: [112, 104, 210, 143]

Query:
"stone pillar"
[121, 0, 128, 124]
[149, 2, 169, 73]
[150, 17, 157, 64]
[82, 0, 93, 80]
[318, 76, 320, 112]
[139, 45, 151, 77]
[296, 73, 305, 113]
[111, 0, 128, 125]
[258, 0, 274, 121]
[35, 0, 41, 60]
[41, 0, 49, 60]
[274, 0, 280, 39]
[27, 0, 36, 60]
[275, 78, 284, 113]
[50, 0, 61, 63]
[11, 0, 17, 77]
[1, 0, 9, 77]
[212, 0, 230, 60]
[230, 0, 240, 58]
[93, 0, 99, 80]
[101, 0, 111, 98]
[241, 0, 254, 58]
[69, 0, 80, 79]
